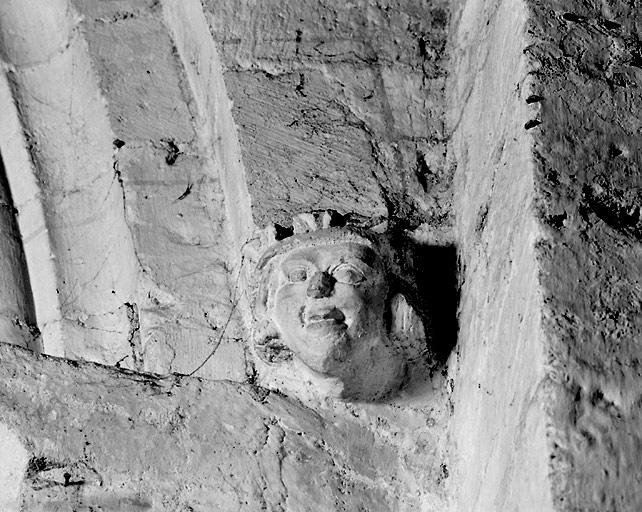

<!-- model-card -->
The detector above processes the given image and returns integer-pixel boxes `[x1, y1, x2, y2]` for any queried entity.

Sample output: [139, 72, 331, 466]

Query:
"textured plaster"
[448, 0, 553, 509]
[71, 0, 248, 380]
[204, 0, 452, 230]
[0, 343, 449, 511]
[527, 1, 642, 509]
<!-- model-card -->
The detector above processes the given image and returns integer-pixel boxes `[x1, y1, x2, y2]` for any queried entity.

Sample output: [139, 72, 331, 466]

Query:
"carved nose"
[306, 271, 335, 298]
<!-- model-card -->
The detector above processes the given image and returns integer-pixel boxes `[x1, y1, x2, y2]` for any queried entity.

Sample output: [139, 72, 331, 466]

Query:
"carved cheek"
[325, 284, 363, 323]
[339, 282, 385, 329]
[272, 284, 306, 335]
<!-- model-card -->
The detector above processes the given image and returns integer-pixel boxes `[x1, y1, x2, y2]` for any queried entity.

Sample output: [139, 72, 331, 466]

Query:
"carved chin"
[298, 324, 352, 374]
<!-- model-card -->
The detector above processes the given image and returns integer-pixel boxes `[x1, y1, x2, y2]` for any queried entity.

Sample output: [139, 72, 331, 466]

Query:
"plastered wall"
[448, 0, 553, 509]
[0, 0, 640, 510]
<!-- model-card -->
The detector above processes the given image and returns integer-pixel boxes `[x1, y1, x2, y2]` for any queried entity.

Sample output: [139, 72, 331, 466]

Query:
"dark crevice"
[562, 12, 587, 23]
[160, 138, 182, 165]
[601, 19, 621, 31]
[406, 243, 459, 367]
[546, 211, 568, 230]
[125, 302, 143, 371]
[175, 182, 193, 201]
[582, 184, 641, 240]
[414, 151, 431, 193]
[295, 28, 302, 56]
[295, 73, 306, 96]
[526, 94, 544, 104]
[273, 223, 294, 240]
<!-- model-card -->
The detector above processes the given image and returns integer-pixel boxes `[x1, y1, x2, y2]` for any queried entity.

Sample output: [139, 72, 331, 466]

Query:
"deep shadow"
[0, 154, 39, 343]
[414, 244, 459, 365]
[394, 242, 460, 368]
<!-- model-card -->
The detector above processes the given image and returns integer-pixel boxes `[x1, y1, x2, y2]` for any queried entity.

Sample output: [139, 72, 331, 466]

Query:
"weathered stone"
[0, 0, 640, 509]
[204, 0, 451, 229]
[0, 342, 449, 511]
[527, 1, 642, 509]
[72, 0, 248, 380]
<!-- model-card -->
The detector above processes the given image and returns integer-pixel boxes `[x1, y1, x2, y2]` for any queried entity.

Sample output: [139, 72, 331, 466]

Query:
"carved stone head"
[247, 212, 425, 401]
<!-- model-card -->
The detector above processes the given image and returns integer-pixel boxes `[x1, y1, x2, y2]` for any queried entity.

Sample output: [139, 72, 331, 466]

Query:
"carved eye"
[332, 264, 365, 285]
[286, 267, 308, 283]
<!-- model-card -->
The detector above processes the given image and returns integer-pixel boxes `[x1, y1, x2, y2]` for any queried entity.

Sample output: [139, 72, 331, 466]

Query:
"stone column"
[0, 0, 139, 362]
[448, 0, 552, 509]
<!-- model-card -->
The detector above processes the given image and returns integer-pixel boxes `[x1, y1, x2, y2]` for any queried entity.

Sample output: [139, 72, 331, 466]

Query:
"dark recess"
[562, 12, 586, 23]
[411, 243, 459, 366]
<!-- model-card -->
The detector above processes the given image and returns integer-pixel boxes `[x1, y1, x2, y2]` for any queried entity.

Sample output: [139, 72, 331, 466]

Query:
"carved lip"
[305, 307, 346, 325]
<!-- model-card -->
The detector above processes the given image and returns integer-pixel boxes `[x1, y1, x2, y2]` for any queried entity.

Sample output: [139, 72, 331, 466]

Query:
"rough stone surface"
[0, 0, 640, 509]
[72, 0, 247, 380]
[0, 342, 450, 511]
[205, 0, 452, 229]
[527, 1, 642, 510]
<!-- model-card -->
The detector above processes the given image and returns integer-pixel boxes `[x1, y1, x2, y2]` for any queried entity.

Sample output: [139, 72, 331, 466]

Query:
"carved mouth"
[305, 308, 346, 325]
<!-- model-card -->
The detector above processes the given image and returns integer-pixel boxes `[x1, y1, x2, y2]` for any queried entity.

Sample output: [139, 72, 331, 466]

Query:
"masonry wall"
[450, 0, 642, 510]
[0, 343, 449, 511]
[527, 1, 642, 509]
[0, 0, 640, 510]
[0, 0, 453, 510]
[70, 0, 248, 380]
[204, 0, 452, 230]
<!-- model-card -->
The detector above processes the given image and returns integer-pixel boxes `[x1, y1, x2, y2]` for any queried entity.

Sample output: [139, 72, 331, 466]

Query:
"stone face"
[248, 217, 421, 401]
